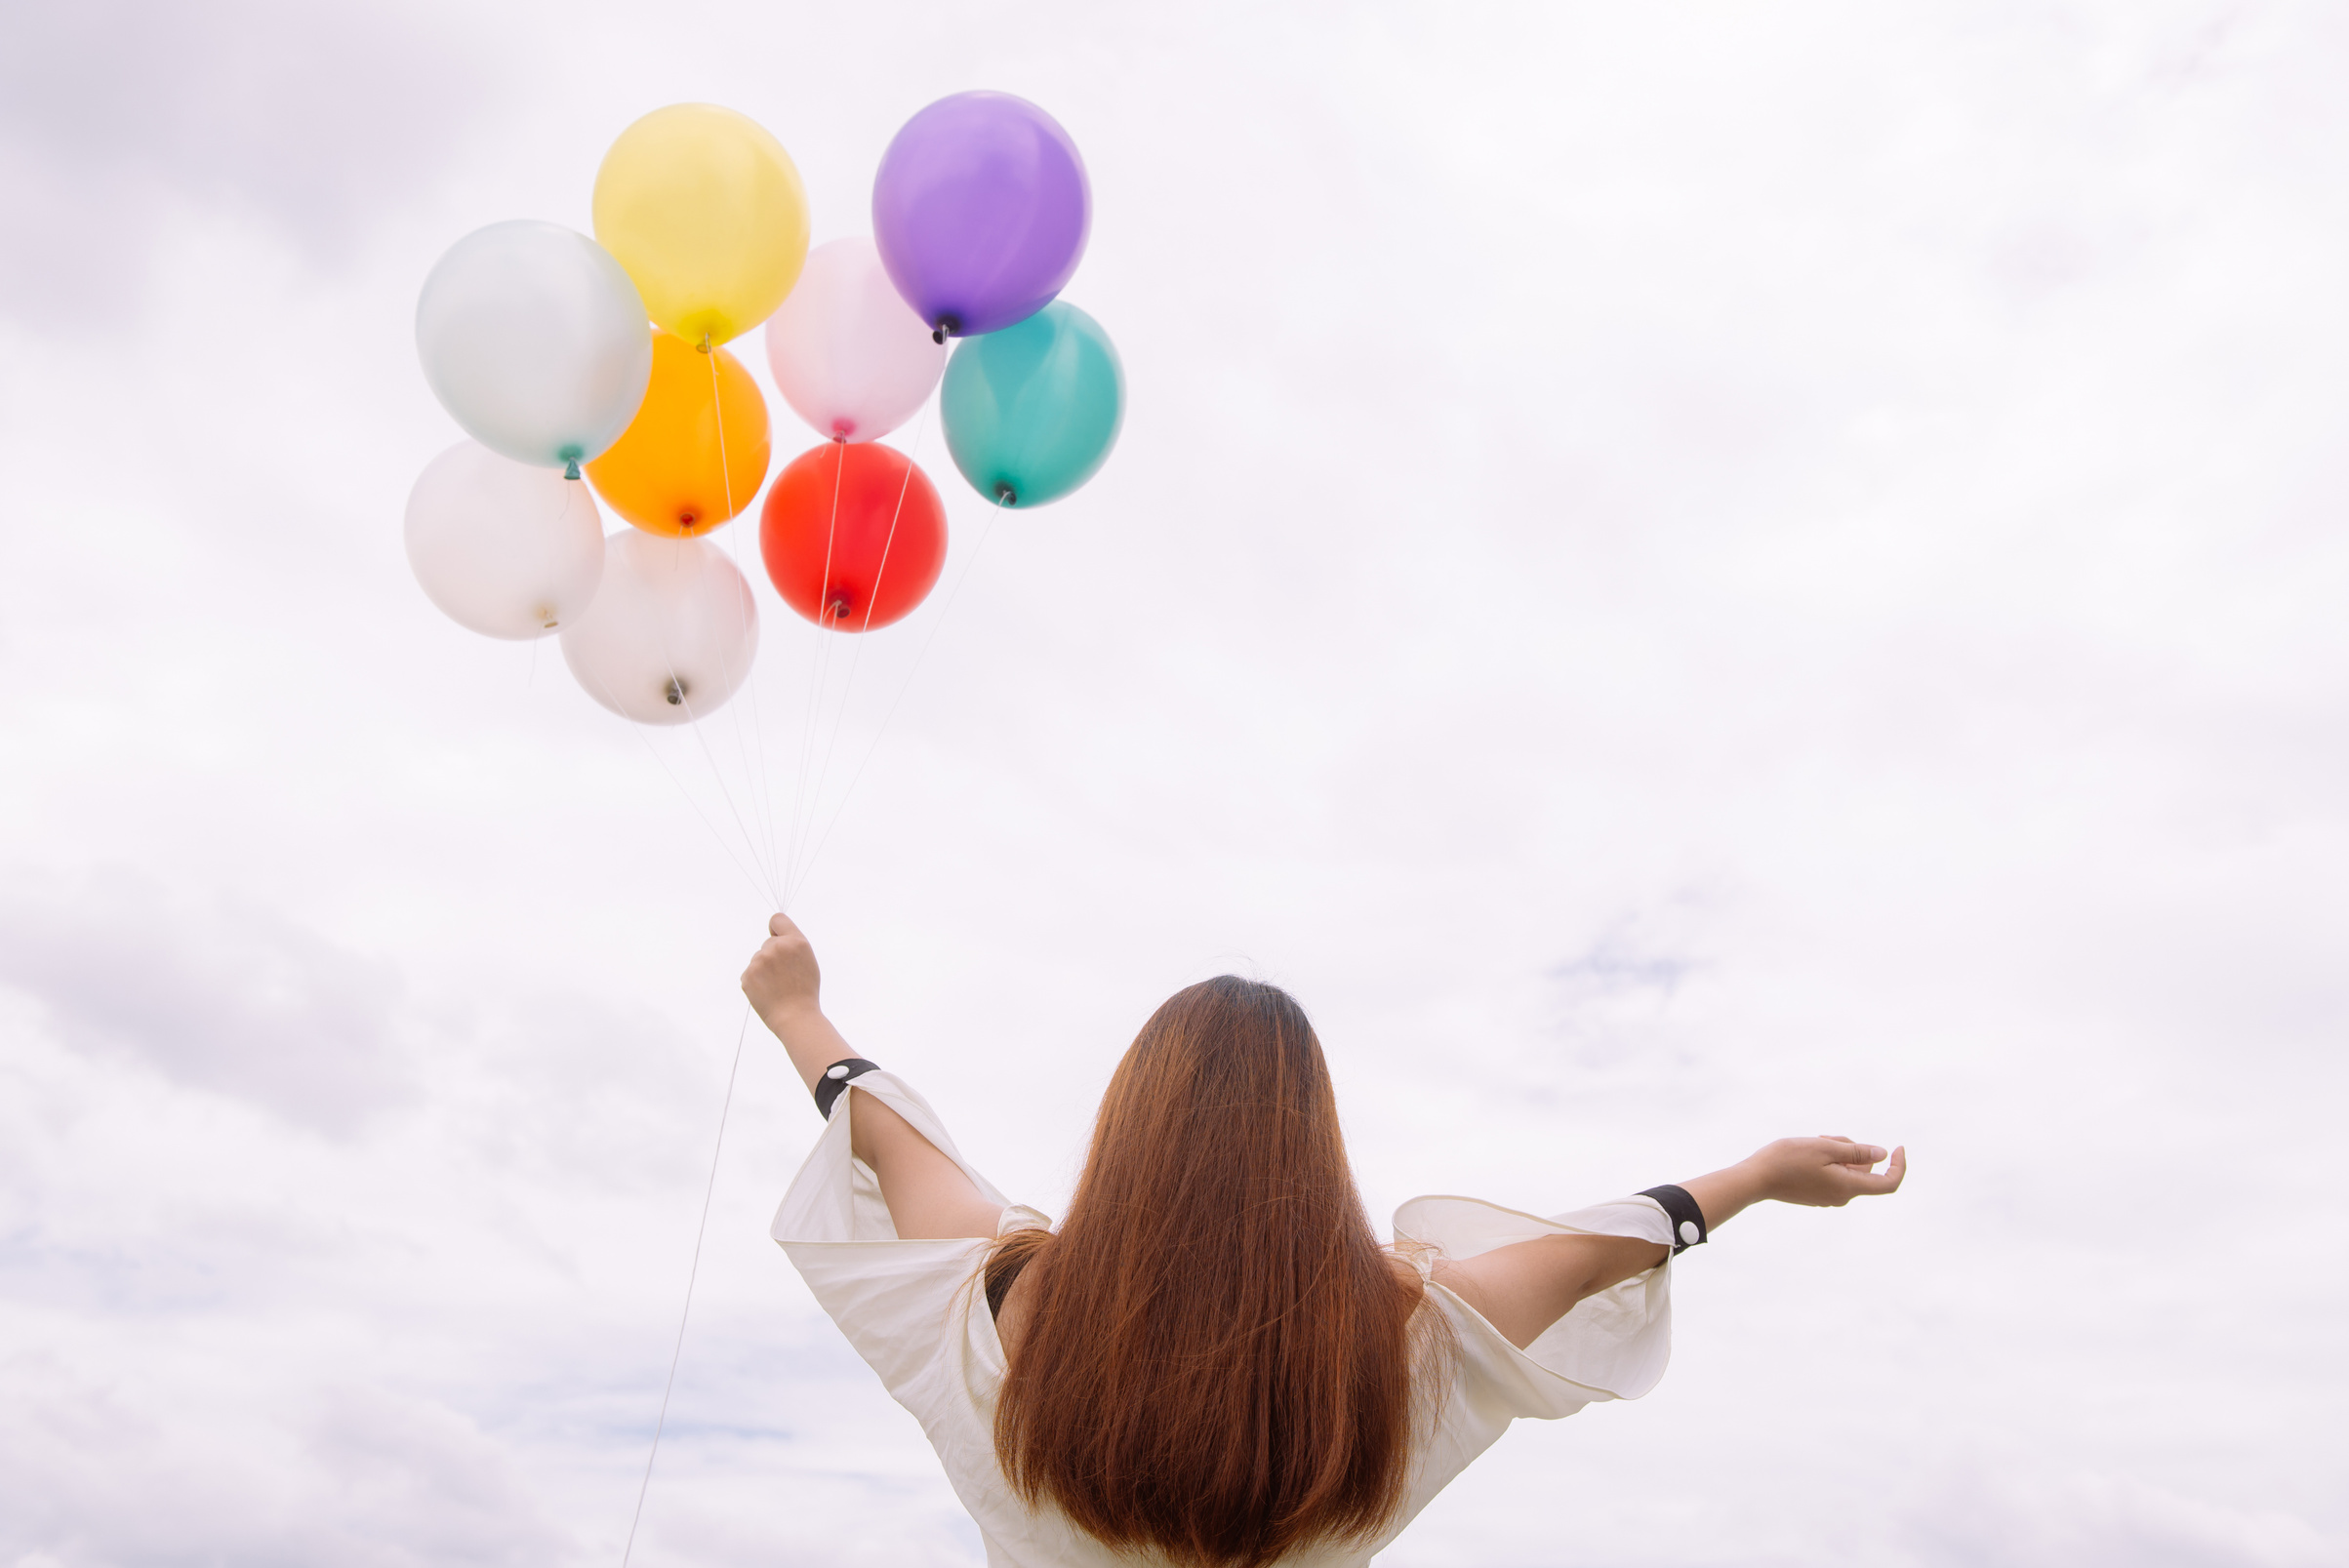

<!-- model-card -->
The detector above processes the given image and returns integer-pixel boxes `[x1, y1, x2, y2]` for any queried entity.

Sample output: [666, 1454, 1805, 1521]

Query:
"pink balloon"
[763, 237, 946, 442]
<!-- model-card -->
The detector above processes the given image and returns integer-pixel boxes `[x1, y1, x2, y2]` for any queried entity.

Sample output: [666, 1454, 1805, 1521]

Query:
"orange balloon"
[586, 329, 772, 537]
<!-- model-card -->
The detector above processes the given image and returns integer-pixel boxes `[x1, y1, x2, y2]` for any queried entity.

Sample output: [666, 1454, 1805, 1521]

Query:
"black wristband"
[1640, 1184, 1708, 1254]
[813, 1058, 881, 1119]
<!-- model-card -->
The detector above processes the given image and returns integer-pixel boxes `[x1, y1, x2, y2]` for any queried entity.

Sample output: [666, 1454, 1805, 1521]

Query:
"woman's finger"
[1847, 1146, 1907, 1194]
[768, 911, 797, 938]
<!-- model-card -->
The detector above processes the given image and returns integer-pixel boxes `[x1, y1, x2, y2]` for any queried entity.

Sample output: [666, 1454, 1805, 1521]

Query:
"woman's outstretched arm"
[743, 912, 1005, 1242]
[1433, 1138, 1907, 1349]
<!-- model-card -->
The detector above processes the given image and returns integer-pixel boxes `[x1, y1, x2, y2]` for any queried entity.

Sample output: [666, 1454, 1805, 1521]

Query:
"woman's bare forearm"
[757, 996, 857, 1095]
[1679, 1160, 1771, 1233]
[1436, 1138, 1907, 1349]
[756, 995, 899, 1172]
[1435, 1233, 1669, 1348]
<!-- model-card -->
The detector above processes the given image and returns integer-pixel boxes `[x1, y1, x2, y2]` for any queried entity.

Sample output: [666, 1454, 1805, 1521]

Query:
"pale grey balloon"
[561, 531, 758, 725]
[404, 441, 605, 639]
[416, 221, 653, 473]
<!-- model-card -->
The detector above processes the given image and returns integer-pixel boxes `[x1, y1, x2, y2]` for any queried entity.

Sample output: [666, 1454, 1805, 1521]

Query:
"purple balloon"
[871, 92, 1091, 342]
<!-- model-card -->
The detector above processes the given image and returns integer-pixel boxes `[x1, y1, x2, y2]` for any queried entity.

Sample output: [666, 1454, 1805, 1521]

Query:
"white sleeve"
[1395, 1192, 1676, 1420]
[769, 1069, 1010, 1398]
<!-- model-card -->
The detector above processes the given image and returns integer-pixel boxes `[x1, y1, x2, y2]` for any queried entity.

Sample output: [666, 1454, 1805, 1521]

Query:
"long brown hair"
[988, 977, 1438, 1568]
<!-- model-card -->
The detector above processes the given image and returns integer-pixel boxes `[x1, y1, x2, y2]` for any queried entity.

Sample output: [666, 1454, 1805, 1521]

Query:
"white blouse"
[771, 1070, 1680, 1568]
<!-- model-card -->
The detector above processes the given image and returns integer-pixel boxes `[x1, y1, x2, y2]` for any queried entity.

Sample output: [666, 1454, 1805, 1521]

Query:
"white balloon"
[561, 531, 758, 725]
[417, 221, 653, 473]
[404, 442, 606, 640]
[764, 236, 946, 441]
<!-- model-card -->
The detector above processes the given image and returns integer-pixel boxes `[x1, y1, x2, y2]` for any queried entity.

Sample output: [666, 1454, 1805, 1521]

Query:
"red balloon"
[760, 440, 948, 630]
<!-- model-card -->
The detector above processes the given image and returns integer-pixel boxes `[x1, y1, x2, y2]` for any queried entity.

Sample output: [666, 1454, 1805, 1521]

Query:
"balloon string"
[705, 343, 786, 896]
[803, 439, 848, 866]
[678, 678, 782, 907]
[663, 623, 782, 908]
[708, 339, 734, 520]
[576, 662, 773, 908]
[784, 605, 840, 907]
[636, 537, 781, 907]
[784, 444, 846, 897]
[794, 491, 1006, 902]
[794, 611, 838, 904]
[862, 403, 927, 639]
[525, 473, 576, 692]
[570, 547, 774, 906]
[569, 483, 776, 905]
[738, 625, 785, 904]
[620, 997, 753, 1568]
[787, 399, 931, 905]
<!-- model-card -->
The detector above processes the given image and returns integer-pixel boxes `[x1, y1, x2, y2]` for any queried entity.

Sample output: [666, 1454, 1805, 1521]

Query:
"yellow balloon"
[593, 104, 810, 347]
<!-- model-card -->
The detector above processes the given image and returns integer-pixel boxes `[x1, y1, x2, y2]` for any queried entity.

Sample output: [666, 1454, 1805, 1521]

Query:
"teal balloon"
[940, 301, 1125, 508]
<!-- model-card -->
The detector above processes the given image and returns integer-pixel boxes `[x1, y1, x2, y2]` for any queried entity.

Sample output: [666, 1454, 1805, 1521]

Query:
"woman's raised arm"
[1434, 1138, 1907, 1349]
[743, 913, 1005, 1241]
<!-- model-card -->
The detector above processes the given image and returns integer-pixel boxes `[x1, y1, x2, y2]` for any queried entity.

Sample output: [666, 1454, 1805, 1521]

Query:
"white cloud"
[0, 868, 412, 1132]
[0, 0, 495, 328]
[1908, 1469, 2340, 1568]
[0, 1348, 569, 1568]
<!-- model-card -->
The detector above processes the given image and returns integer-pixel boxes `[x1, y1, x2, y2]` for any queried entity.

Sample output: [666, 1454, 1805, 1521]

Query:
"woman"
[749, 913, 1904, 1568]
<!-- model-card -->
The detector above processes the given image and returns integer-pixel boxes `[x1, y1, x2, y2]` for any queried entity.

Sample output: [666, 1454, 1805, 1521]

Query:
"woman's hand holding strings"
[744, 912, 1004, 1242]
[742, 912, 854, 1093]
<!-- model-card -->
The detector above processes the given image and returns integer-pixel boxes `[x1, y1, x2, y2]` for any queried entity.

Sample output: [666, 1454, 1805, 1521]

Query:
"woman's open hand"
[1677, 1135, 1906, 1236]
[1746, 1136, 1907, 1208]
[742, 912, 822, 1028]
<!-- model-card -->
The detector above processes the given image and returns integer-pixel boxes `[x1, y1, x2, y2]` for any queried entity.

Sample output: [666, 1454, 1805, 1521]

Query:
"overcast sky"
[2, 2, 2344, 1565]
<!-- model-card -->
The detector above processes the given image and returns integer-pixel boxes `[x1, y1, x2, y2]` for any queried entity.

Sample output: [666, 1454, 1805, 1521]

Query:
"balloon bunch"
[405, 94, 1126, 731]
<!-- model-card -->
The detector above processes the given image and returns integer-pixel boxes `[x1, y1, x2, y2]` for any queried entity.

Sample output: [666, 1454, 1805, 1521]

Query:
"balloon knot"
[931, 314, 957, 344]
[664, 677, 687, 706]
[697, 333, 712, 354]
[993, 482, 1017, 506]
[563, 460, 582, 481]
